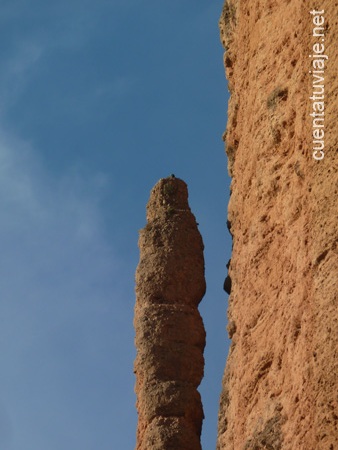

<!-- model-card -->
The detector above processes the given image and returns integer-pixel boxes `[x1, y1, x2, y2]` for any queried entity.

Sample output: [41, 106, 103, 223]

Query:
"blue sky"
[0, 0, 231, 448]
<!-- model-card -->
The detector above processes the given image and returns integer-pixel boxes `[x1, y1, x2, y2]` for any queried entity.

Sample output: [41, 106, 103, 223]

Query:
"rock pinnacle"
[134, 176, 206, 450]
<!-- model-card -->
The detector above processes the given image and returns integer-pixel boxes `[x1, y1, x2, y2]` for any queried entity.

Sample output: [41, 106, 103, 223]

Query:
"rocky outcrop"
[218, 1, 338, 449]
[134, 176, 206, 450]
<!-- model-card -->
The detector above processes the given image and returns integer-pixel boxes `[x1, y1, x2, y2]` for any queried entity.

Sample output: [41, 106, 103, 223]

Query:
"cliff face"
[134, 177, 206, 450]
[218, 1, 338, 449]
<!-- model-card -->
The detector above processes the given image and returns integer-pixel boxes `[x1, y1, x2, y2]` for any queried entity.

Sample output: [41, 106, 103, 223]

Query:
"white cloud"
[0, 3, 139, 447]
[0, 128, 134, 449]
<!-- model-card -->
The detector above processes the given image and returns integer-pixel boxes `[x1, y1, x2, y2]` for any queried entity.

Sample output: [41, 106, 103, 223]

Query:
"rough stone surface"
[134, 177, 206, 450]
[218, 1, 338, 449]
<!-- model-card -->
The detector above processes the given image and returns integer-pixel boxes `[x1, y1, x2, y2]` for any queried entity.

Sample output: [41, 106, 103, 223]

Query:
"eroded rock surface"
[218, 1, 338, 449]
[134, 176, 206, 450]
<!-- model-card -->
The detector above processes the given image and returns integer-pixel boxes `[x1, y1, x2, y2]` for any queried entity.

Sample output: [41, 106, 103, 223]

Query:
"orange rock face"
[218, 1, 338, 449]
[134, 177, 206, 450]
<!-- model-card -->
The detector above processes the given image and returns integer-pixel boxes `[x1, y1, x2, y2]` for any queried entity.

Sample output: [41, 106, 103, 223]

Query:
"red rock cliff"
[218, 1, 338, 449]
[134, 176, 206, 450]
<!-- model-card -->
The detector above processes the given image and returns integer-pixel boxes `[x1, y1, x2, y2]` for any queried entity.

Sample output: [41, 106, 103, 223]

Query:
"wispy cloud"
[0, 128, 136, 449]
[0, 2, 140, 447]
[0, 2, 136, 122]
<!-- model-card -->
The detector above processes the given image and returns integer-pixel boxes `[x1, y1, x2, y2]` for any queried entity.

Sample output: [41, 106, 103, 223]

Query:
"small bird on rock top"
[169, 174, 176, 178]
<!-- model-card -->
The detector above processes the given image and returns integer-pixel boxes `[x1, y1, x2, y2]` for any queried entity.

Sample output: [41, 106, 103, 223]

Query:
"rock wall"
[218, 1, 338, 449]
[134, 176, 206, 450]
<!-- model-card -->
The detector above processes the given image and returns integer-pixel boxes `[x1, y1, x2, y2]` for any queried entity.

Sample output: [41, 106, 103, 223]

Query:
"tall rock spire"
[134, 176, 206, 450]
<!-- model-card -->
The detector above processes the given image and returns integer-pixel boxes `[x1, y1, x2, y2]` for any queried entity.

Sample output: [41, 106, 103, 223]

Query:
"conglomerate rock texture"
[218, 1, 338, 449]
[217, 0, 338, 450]
[134, 177, 206, 450]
